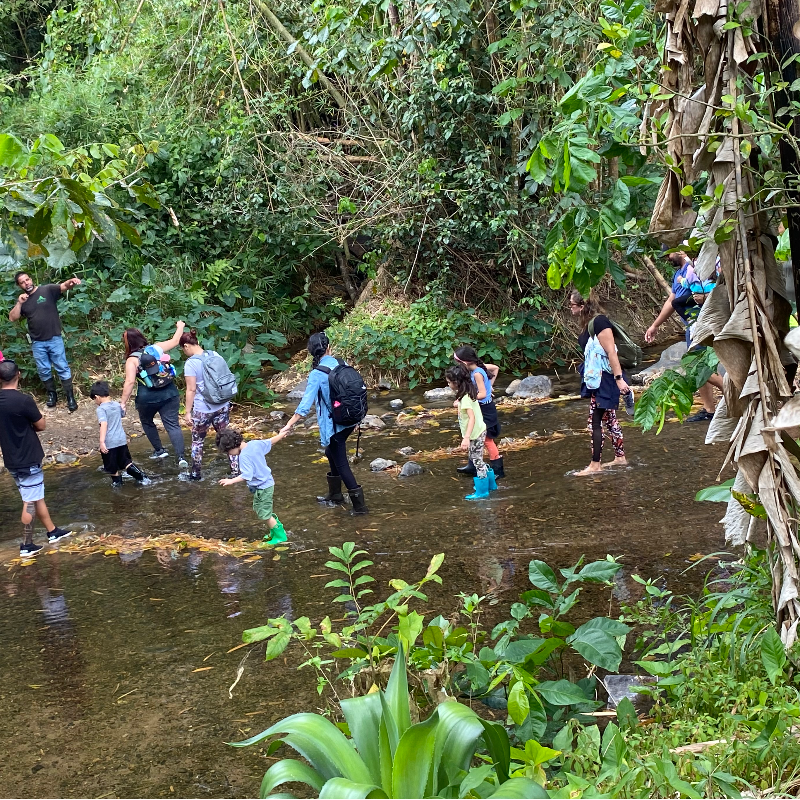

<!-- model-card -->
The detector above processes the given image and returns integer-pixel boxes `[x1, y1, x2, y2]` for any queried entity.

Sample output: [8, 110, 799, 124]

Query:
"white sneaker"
[178, 457, 189, 469]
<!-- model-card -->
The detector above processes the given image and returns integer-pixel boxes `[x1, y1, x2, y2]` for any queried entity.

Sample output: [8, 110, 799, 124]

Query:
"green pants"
[252, 486, 275, 521]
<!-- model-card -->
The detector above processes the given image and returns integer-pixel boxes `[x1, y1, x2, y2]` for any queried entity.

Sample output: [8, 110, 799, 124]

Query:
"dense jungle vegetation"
[0, 0, 665, 389]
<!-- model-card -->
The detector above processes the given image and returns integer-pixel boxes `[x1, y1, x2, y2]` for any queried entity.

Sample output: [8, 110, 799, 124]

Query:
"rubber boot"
[489, 456, 505, 478]
[316, 473, 345, 505]
[457, 460, 478, 477]
[348, 485, 369, 515]
[465, 475, 490, 501]
[111, 475, 124, 487]
[487, 468, 497, 492]
[126, 463, 147, 483]
[263, 517, 288, 545]
[43, 378, 58, 408]
[61, 378, 78, 412]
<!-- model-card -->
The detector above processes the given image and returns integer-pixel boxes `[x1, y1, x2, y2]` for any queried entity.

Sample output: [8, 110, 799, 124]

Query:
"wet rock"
[56, 453, 78, 464]
[390, 398, 404, 410]
[376, 380, 393, 391]
[287, 379, 308, 400]
[632, 342, 688, 385]
[380, 412, 396, 421]
[370, 393, 379, 399]
[269, 410, 287, 420]
[604, 675, 655, 713]
[506, 379, 522, 396]
[424, 386, 455, 401]
[303, 414, 318, 428]
[370, 458, 397, 471]
[361, 415, 386, 430]
[399, 461, 423, 477]
[512, 375, 552, 399]
[398, 446, 417, 456]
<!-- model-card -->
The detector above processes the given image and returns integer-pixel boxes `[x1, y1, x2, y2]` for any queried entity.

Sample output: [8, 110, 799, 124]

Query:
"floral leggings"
[468, 432, 488, 479]
[191, 404, 239, 477]
[588, 395, 625, 463]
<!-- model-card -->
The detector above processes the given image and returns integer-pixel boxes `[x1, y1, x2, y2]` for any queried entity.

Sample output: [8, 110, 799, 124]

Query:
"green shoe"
[263, 518, 288, 545]
[465, 475, 490, 501]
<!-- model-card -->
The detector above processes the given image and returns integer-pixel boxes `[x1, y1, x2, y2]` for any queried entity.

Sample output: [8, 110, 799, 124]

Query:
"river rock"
[423, 386, 455, 401]
[604, 675, 655, 713]
[513, 375, 552, 399]
[269, 410, 286, 420]
[287, 379, 308, 400]
[362, 415, 386, 430]
[380, 412, 396, 420]
[390, 398, 404, 410]
[632, 341, 688, 385]
[506, 379, 522, 396]
[56, 453, 78, 464]
[399, 461, 423, 477]
[370, 458, 397, 471]
[376, 380, 393, 391]
[398, 446, 417, 456]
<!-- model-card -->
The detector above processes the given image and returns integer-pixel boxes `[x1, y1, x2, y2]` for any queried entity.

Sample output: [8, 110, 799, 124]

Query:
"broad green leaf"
[433, 700, 485, 788]
[487, 777, 549, 798]
[242, 624, 281, 643]
[480, 720, 511, 783]
[634, 659, 680, 677]
[576, 560, 622, 583]
[384, 645, 412, 739]
[391, 711, 438, 799]
[259, 759, 325, 799]
[761, 627, 786, 685]
[398, 611, 425, 650]
[536, 679, 590, 706]
[571, 617, 630, 637]
[426, 552, 445, 577]
[503, 638, 546, 664]
[528, 561, 559, 593]
[459, 764, 495, 796]
[0, 133, 27, 169]
[27, 207, 52, 244]
[567, 628, 623, 671]
[508, 681, 530, 725]
[340, 693, 384, 786]
[653, 757, 701, 798]
[266, 632, 291, 660]
[319, 778, 387, 798]
[695, 479, 735, 502]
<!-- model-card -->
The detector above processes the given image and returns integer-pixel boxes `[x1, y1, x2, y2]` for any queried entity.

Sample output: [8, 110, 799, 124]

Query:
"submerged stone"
[399, 461, 423, 477]
[287, 379, 308, 400]
[506, 379, 522, 395]
[512, 375, 552, 399]
[398, 446, 417, 456]
[423, 386, 455, 401]
[390, 398, 404, 409]
[56, 453, 79, 464]
[370, 458, 397, 471]
[361, 415, 386, 430]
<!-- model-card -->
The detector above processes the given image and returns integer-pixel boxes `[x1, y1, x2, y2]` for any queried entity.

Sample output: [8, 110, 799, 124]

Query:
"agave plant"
[230, 646, 548, 799]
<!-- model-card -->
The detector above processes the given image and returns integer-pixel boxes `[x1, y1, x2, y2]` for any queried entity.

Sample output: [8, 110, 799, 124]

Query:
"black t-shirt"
[0, 389, 45, 470]
[20, 284, 63, 341]
[578, 314, 613, 350]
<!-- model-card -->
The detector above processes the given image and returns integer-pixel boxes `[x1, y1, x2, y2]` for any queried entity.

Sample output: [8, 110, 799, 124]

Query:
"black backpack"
[314, 358, 368, 426]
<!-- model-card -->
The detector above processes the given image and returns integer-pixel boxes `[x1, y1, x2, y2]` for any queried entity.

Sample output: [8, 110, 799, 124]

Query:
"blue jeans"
[31, 336, 72, 382]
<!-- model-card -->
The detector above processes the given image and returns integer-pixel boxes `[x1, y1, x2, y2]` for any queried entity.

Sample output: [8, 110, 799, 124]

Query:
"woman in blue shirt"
[280, 332, 368, 514]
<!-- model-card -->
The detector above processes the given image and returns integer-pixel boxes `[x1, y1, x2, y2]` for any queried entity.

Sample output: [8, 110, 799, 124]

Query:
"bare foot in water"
[572, 462, 603, 476]
[603, 457, 628, 468]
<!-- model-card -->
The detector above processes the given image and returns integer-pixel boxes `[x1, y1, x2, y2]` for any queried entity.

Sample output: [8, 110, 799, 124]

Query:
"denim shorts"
[10, 464, 45, 503]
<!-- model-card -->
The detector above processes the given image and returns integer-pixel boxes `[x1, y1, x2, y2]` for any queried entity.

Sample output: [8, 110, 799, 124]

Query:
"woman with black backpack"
[279, 332, 369, 514]
[180, 329, 239, 481]
[120, 322, 188, 468]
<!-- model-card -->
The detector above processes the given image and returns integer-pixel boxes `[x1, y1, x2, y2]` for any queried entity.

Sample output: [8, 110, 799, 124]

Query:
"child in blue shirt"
[217, 427, 289, 544]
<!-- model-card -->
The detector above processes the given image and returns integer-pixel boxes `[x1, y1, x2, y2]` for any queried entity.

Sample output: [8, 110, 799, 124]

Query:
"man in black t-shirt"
[0, 360, 72, 557]
[9, 271, 81, 412]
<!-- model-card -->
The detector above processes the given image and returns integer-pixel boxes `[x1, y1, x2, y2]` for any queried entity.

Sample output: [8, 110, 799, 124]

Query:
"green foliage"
[230, 646, 548, 799]
[634, 348, 720, 432]
[328, 299, 553, 387]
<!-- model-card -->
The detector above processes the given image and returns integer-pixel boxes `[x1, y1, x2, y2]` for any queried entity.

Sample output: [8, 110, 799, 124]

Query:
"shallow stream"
[0, 381, 727, 798]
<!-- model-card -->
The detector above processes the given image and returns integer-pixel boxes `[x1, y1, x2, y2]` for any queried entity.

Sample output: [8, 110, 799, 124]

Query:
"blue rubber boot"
[465, 475, 490, 500]
[487, 468, 497, 492]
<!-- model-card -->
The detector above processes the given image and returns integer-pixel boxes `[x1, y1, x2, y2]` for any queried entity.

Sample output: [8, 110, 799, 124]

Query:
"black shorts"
[479, 401, 501, 440]
[101, 444, 132, 474]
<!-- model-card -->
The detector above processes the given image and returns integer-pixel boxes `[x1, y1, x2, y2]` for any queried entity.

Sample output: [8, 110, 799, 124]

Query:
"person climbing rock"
[453, 346, 504, 479]
[180, 329, 239, 481]
[119, 323, 189, 468]
[217, 427, 290, 545]
[569, 290, 629, 476]
[90, 381, 147, 487]
[445, 363, 496, 500]
[8, 271, 82, 411]
[0, 360, 73, 556]
[645, 250, 723, 422]
[280, 332, 369, 515]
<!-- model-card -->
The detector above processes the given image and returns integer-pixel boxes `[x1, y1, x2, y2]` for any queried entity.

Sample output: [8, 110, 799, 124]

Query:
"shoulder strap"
[588, 316, 597, 337]
[314, 365, 331, 375]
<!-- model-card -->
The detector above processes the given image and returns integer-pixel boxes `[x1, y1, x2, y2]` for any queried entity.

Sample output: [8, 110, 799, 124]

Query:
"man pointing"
[9, 271, 81, 412]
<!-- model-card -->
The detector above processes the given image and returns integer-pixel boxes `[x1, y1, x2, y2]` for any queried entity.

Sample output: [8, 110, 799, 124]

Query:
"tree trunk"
[335, 246, 359, 303]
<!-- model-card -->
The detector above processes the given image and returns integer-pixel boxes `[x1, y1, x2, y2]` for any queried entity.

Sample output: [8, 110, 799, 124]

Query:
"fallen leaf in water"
[91, 590, 106, 595]
[192, 667, 214, 672]
[274, 546, 289, 552]
[687, 553, 706, 561]
[103, 549, 118, 556]
[150, 598, 165, 601]
[28, 685, 42, 689]
[243, 556, 262, 563]
[203, 652, 216, 661]
[272, 555, 281, 561]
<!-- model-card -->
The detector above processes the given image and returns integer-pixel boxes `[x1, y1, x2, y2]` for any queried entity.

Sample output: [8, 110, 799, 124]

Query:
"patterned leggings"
[191, 404, 239, 477]
[588, 395, 625, 463]
[468, 432, 488, 478]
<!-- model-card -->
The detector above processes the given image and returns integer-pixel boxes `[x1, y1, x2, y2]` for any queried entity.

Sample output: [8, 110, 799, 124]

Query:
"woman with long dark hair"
[120, 321, 188, 466]
[280, 332, 368, 514]
[569, 290, 629, 475]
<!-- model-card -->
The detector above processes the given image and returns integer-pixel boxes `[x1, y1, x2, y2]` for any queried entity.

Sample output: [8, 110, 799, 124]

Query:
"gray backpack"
[193, 351, 237, 404]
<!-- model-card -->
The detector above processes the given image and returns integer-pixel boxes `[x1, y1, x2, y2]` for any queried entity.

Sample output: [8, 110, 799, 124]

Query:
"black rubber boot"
[457, 460, 478, 477]
[348, 485, 369, 515]
[111, 475, 124, 487]
[43, 378, 58, 408]
[126, 463, 147, 482]
[316, 473, 346, 505]
[489, 456, 505, 478]
[61, 378, 78, 412]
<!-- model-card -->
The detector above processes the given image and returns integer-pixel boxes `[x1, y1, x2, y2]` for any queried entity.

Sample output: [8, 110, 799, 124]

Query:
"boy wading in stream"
[217, 428, 290, 544]
[0, 360, 73, 556]
[445, 364, 497, 500]
[90, 381, 148, 486]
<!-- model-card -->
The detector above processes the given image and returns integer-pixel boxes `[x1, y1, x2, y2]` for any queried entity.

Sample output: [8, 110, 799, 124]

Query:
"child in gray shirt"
[91, 381, 147, 486]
